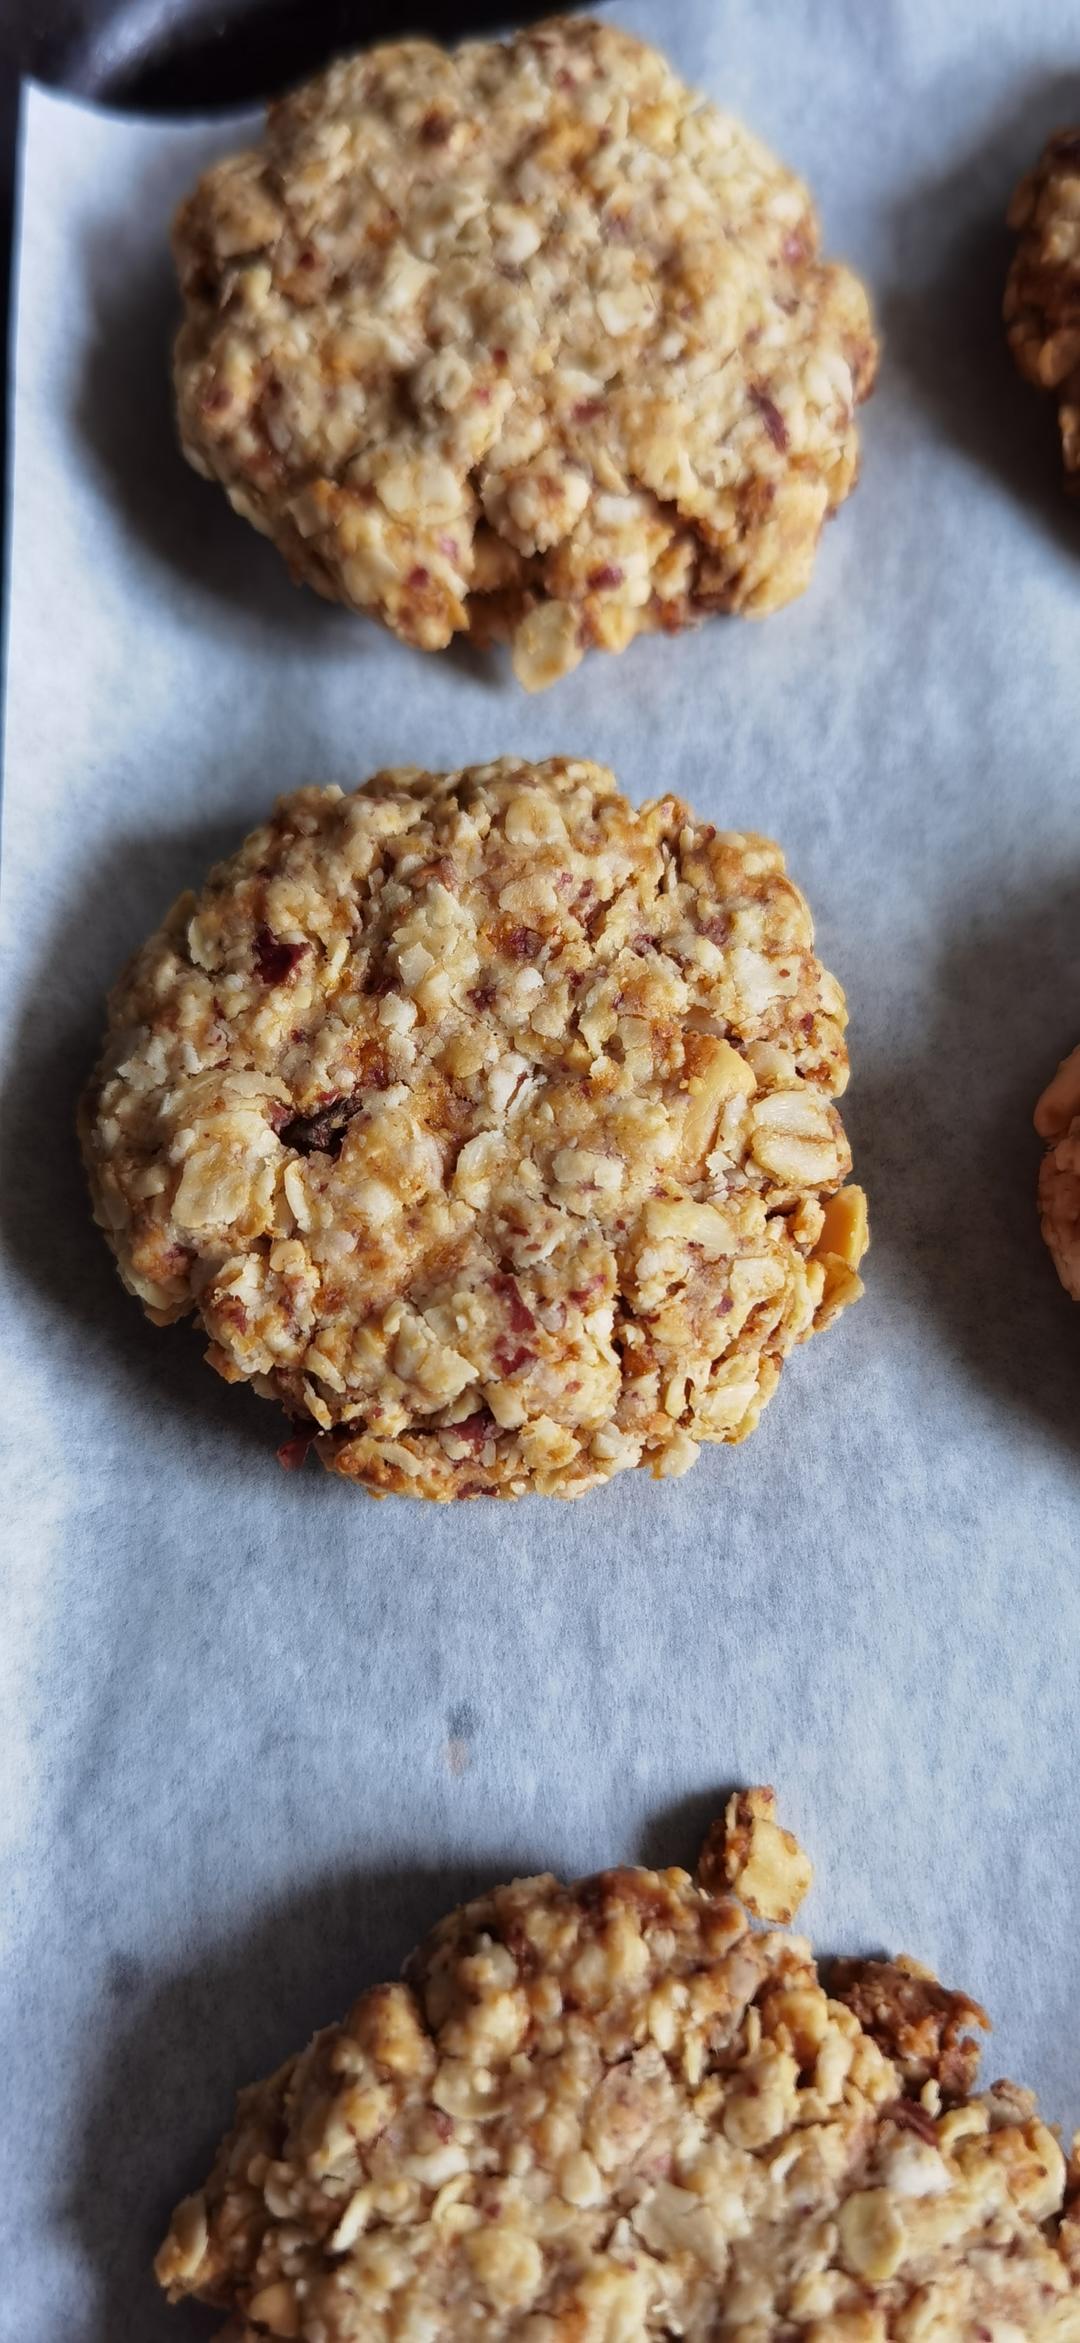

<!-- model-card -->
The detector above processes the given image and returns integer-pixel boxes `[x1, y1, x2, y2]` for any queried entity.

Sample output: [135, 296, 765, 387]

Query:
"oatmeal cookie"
[171, 16, 877, 689]
[1006, 130, 1080, 477]
[1035, 1042, 1080, 1298]
[156, 1790, 1080, 2342]
[78, 757, 866, 1500]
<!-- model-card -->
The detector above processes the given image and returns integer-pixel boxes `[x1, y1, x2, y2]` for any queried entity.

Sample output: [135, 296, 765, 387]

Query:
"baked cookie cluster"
[157, 1791, 1080, 2342]
[1007, 129, 1080, 478]
[172, 15, 877, 688]
[79, 758, 866, 1499]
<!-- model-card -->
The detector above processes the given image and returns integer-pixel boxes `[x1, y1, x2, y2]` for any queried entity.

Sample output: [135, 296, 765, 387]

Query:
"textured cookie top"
[79, 759, 865, 1500]
[172, 16, 877, 687]
[1006, 130, 1080, 475]
[156, 1789, 1080, 2342]
[1036, 1043, 1080, 1299]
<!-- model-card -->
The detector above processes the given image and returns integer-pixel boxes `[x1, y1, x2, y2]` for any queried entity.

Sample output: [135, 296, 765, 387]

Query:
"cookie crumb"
[699, 1784, 813, 1920]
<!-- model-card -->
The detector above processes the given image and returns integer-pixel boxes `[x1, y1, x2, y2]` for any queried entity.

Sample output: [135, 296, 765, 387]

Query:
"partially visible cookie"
[1006, 131, 1080, 477]
[78, 757, 866, 1499]
[172, 16, 877, 689]
[1035, 1041, 1080, 1297]
[155, 1792, 1080, 2342]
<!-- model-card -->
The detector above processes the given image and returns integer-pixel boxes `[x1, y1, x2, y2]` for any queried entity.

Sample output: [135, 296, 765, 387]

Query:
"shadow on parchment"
[66, 1854, 534, 2343]
[0, 813, 306, 1470]
[880, 70, 1080, 556]
[74, 225, 346, 642]
[637, 1784, 739, 1875]
[71, 223, 501, 688]
[842, 869, 1080, 1458]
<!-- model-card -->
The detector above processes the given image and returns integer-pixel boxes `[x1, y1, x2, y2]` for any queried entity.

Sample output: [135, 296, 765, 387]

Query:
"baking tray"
[3, 0, 560, 106]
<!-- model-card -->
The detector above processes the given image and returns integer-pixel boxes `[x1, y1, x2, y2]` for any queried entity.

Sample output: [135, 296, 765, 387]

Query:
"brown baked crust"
[155, 1797, 1080, 2342]
[827, 1957, 989, 2102]
[1006, 129, 1080, 476]
[172, 16, 877, 687]
[79, 758, 867, 1499]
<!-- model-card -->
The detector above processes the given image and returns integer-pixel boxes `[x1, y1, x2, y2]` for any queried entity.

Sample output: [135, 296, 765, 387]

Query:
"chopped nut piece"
[152, 2191, 208, 2290]
[679, 1034, 756, 1166]
[815, 1181, 870, 1267]
[838, 2187, 906, 2284]
[811, 1179, 869, 1328]
[172, 17, 876, 687]
[80, 759, 864, 1499]
[699, 1786, 813, 1921]
[158, 1804, 1080, 2342]
[246, 2280, 300, 2336]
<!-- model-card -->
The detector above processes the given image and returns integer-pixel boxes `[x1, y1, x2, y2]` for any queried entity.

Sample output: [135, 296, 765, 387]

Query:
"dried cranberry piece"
[504, 925, 542, 960]
[254, 926, 306, 985]
[750, 387, 789, 453]
[885, 2099, 940, 2145]
[450, 1407, 497, 1449]
[279, 1095, 364, 1158]
[494, 1342, 534, 1376]
[277, 1429, 313, 1470]
[491, 1272, 536, 1334]
[568, 1273, 606, 1304]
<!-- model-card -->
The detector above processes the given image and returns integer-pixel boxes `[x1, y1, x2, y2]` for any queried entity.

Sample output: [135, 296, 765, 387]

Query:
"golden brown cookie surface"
[79, 758, 865, 1498]
[1006, 129, 1080, 477]
[172, 17, 877, 686]
[156, 1794, 1080, 2341]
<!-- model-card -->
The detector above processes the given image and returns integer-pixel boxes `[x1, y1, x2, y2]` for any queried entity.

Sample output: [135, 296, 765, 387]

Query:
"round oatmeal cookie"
[79, 757, 866, 1500]
[1035, 1042, 1080, 1298]
[155, 1789, 1080, 2343]
[1006, 129, 1080, 478]
[171, 16, 878, 690]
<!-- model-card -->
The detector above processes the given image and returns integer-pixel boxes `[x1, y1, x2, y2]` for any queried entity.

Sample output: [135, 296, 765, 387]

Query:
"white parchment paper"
[5, 6, 1080, 2334]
